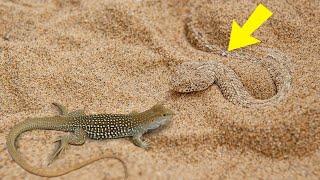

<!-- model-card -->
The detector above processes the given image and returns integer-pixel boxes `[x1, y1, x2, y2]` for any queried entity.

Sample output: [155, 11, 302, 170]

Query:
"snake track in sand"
[171, 14, 293, 108]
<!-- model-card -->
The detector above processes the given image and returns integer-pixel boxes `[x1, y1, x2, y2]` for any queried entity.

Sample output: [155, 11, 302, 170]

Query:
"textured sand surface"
[0, 0, 319, 179]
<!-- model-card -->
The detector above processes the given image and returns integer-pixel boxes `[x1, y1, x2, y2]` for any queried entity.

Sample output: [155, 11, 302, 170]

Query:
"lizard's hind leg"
[48, 128, 87, 165]
[52, 102, 85, 116]
[52, 102, 68, 115]
[67, 110, 85, 117]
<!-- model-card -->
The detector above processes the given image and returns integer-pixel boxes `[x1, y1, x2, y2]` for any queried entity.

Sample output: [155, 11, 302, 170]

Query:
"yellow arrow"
[228, 4, 273, 51]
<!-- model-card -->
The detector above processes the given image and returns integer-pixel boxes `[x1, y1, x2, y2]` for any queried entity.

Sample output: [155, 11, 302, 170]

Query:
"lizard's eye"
[162, 113, 166, 116]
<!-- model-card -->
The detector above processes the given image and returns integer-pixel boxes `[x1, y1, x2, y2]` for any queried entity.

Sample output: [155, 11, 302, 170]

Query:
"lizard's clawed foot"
[48, 136, 69, 165]
[132, 135, 150, 149]
[140, 140, 150, 149]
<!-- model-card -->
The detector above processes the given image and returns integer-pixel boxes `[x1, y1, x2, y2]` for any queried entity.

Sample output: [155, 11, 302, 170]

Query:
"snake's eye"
[162, 113, 166, 116]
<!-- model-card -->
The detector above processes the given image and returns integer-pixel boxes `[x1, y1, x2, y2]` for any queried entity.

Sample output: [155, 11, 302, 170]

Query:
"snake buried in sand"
[170, 14, 292, 108]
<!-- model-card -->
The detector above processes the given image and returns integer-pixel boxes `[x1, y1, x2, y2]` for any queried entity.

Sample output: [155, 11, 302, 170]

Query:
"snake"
[170, 15, 292, 108]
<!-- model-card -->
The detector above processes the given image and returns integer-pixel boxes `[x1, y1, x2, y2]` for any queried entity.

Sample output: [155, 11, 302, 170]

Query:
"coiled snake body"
[171, 16, 292, 108]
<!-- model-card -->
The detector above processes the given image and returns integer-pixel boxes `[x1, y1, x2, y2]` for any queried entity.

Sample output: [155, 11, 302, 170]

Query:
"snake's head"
[171, 62, 216, 93]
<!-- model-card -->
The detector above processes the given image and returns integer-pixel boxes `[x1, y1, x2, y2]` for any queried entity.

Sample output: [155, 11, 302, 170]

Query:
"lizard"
[6, 102, 175, 178]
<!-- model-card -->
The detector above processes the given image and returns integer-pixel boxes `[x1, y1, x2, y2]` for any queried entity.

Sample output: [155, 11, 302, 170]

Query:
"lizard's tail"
[6, 117, 128, 178]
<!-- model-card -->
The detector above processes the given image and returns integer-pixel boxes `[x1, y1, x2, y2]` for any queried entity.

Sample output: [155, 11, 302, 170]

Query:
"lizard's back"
[73, 114, 136, 140]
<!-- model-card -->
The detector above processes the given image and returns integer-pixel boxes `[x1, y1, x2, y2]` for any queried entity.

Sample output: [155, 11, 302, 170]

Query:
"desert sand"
[0, 0, 319, 179]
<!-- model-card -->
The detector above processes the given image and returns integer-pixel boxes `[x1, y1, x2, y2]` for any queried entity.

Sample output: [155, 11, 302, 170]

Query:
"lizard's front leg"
[132, 134, 150, 149]
[48, 128, 87, 165]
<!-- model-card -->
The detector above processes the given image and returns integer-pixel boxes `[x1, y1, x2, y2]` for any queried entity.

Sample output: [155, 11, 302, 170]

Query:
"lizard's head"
[143, 103, 175, 131]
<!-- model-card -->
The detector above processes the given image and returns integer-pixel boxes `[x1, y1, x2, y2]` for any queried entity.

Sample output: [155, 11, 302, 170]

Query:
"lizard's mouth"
[158, 115, 174, 129]
[147, 115, 173, 131]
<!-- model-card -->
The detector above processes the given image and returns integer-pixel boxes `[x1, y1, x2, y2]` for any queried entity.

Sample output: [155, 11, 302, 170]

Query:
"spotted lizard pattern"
[6, 103, 174, 177]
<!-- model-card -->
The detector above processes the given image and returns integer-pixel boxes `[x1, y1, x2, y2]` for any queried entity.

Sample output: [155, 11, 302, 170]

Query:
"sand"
[0, 0, 319, 179]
